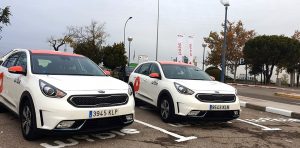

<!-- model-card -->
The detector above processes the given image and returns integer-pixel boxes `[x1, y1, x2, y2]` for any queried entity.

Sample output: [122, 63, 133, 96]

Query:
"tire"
[20, 99, 40, 141]
[130, 84, 142, 107]
[0, 103, 8, 113]
[159, 95, 175, 123]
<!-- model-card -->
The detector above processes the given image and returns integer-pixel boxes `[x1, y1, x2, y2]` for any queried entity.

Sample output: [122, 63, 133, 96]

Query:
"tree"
[66, 21, 108, 64]
[204, 20, 255, 82]
[291, 30, 300, 87]
[243, 35, 300, 84]
[73, 41, 102, 64]
[0, 6, 11, 39]
[205, 66, 221, 81]
[47, 35, 72, 51]
[102, 43, 127, 70]
[67, 21, 108, 48]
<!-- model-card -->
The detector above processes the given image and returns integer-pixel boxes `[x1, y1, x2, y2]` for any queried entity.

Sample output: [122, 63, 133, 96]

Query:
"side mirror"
[0, 59, 3, 65]
[210, 76, 215, 81]
[104, 70, 111, 76]
[149, 73, 160, 79]
[8, 66, 26, 75]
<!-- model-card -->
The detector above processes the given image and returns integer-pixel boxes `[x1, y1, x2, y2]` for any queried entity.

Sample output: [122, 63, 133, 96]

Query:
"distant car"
[99, 66, 111, 76]
[128, 61, 240, 122]
[118, 66, 135, 82]
[0, 49, 135, 140]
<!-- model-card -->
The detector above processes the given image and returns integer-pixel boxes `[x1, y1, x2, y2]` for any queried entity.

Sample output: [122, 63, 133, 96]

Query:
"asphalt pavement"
[1, 105, 300, 148]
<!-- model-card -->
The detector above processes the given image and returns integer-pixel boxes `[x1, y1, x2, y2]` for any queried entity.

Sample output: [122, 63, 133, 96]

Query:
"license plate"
[89, 109, 119, 119]
[209, 105, 229, 110]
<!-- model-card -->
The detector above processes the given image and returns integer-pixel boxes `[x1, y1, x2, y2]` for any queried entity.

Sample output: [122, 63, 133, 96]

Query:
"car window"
[2, 53, 20, 68]
[149, 64, 161, 75]
[138, 63, 151, 75]
[31, 54, 105, 76]
[134, 65, 142, 73]
[161, 64, 212, 80]
[15, 52, 27, 71]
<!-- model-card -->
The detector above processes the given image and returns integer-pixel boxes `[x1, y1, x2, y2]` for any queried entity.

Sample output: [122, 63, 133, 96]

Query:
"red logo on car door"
[0, 73, 4, 93]
[133, 77, 141, 92]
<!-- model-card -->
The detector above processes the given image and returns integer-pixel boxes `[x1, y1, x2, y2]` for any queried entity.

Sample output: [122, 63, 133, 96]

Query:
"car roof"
[158, 61, 193, 66]
[30, 49, 83, 57]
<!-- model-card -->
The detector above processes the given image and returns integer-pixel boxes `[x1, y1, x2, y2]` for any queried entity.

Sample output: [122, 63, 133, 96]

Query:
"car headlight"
[174, 82, 194, 95]
[39, 80, 66, 98]
[128, 86, 133, 96]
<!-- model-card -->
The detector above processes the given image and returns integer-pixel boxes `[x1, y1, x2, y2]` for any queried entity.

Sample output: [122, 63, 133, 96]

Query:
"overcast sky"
[1, 0, 300, 65]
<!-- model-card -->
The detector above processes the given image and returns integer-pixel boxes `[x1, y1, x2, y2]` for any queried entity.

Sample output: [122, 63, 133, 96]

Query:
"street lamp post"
[128, 37, 133, 66]
[124, 17, 133, 48]
[155, 0, 160, 61]
[220, 0, 230, 83]
[202, 43, 207, 71]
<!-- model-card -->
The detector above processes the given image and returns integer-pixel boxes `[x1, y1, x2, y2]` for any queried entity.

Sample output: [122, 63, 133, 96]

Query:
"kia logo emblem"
[215, 91, 220, 94]
[98, 90, 105, 93]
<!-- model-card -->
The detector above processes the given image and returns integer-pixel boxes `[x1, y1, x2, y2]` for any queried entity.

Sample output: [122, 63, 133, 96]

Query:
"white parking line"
[237, 119, 281, 131]
[135, 119, 197, 142]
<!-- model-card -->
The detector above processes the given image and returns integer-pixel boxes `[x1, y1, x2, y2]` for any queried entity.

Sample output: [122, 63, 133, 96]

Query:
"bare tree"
[66, 21, 108, 49]
[47, 35, 71, 51]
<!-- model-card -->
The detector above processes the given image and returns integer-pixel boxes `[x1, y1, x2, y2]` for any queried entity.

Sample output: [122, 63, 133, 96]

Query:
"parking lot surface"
[1, 105, 300, 148]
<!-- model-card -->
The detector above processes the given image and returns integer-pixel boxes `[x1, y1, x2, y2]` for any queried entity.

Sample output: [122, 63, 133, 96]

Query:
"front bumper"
[33, 90, 135, 130]
[174, 94, 241, 120]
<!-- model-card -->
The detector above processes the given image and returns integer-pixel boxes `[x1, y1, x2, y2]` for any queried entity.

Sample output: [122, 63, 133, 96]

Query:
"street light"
[124, 17, 133, 48]
[202, 43, 207, 70]
[128, 37, 133, 66]
[220, 0, 230, 82]
[155, 0, 160, 61]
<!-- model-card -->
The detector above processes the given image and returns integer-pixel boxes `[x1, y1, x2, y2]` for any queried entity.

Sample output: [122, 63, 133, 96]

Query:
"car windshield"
[31, 54, 105, 76]
[161, 64, 212, 80]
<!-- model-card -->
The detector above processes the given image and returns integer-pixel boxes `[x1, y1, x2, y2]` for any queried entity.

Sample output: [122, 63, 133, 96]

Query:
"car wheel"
[159, 96, 175, 123]
[20, 99, 40, 141]
[0, 104, 8, 113]
[130, 84, 142, 106]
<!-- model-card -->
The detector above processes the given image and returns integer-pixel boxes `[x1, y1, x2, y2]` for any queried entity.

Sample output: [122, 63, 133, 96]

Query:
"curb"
[274, 92, 300, 100]
[240, 101, 300, 119]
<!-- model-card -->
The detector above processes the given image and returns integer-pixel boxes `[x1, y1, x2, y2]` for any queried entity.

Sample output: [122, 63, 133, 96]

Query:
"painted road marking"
[245, 118, 300, 123]
[40, 128, 140, 148]
[237, 119, 281, 131]
[135, 119, 197, 142]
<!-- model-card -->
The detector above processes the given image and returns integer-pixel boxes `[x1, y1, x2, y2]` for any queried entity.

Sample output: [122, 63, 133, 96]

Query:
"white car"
[0, 49, 134, 140]
[128, 61, 240, 122]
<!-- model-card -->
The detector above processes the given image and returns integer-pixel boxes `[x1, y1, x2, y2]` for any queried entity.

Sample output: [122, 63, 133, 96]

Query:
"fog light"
[234, 110, 239, 116]
[56, 121, 75, 129]
[188, 111, 200, 116]
[126, 114, 133, 121]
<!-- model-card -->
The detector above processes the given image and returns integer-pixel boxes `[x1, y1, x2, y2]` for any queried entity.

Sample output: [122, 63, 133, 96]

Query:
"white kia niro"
[0, 49, 134, 140]
[128, 61, 240, 123]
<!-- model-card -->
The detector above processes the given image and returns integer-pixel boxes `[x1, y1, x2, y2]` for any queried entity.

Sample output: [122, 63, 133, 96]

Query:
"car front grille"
[68, 94, 129, 108]
[195, 94, 236, 103]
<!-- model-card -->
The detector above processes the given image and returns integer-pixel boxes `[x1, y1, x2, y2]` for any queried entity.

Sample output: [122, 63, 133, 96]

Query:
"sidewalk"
[239, 95, 300, 119]
[229, 83, 296, 91]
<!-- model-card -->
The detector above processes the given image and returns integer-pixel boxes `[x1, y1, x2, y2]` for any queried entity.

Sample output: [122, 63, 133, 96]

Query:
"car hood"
[35, 75, 129, 91]
[171, 79, 236, 93]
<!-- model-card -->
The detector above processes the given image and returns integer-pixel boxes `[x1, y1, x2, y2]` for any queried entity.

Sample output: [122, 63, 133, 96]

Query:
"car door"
[0, 52, 20, 110]
[144, 63, 162, 105]
[10, 52, 27, 107]
[133, 63, 153, 104]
